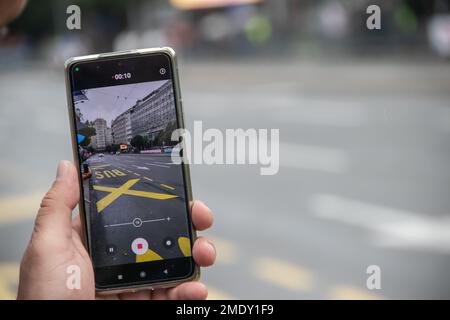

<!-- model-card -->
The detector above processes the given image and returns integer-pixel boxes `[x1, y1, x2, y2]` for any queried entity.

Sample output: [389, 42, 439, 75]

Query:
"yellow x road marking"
[93, 178, 177, 213]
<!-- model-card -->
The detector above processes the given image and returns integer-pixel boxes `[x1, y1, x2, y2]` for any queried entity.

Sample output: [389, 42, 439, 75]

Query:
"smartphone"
[64, 47, 198, 293]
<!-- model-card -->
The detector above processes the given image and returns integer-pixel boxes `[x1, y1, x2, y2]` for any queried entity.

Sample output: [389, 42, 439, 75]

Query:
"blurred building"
[3, 0, 449, 62]
[90, 118, 112, 151]
[106, 127, 112, 146]
[111, 110, 133, 145]
[130, 81, 176, 140]
[111, 81, 176, 144]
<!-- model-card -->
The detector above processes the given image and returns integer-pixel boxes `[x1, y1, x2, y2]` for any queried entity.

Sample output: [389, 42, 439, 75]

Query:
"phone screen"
[68, 52, 194, 288]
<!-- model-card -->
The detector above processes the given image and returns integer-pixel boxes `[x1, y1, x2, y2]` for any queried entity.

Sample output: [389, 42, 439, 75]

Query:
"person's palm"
[18, 161, 215, 300]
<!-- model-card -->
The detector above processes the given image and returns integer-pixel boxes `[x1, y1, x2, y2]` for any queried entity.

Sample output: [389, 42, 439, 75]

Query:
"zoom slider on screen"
[104, 216, 171, 228]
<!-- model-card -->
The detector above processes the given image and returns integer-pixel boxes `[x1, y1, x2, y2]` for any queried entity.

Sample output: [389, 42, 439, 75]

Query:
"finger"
[96, 294, 119, 300]
[152, 288, 168, 300]
[72, 214, 82, 235]
[167, 282, 208, 300]
[33, 161, 79, 239]
[191, 201, 213, 231]
[192, 236, 216, 267]
[119, 290, 152, 300]
[0, 0, 27, 27]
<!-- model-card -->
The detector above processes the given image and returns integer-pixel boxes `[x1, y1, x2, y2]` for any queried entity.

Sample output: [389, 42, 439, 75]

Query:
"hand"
[0, 0, 27, 27]
[17, 160, 215, 300]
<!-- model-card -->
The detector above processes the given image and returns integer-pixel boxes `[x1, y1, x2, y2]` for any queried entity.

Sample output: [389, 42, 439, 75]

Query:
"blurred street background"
[1, 0, 450, 299]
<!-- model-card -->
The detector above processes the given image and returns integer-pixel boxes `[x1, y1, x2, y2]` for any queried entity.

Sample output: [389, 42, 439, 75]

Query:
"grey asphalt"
[84, 153, 190, 268]
[1, 57, 450, 299]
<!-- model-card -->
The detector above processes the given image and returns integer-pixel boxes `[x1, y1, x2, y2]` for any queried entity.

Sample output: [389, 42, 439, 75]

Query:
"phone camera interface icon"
[106, 244, 117, 255]
[131, 238, 148, 255]
[163, 237, 175, 249]
[132, 218, 143, 228]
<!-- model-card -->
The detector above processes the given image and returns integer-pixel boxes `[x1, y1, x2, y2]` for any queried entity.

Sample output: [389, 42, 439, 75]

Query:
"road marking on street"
[91, 164, 111, 169]
[310, 193, 450, 253]
[253, 256, 314, 292]
[280, 142, 349, 173]
[155, 161, 176, 165]
[0, 191, 45, 225]
[93, 179, 178, 212]
[146, 162, 170, 168]
[327, 285, 382, 300]
[136, 248, 163, 263]
[209, 236, 238, 265]
[207, 286, 234, 300]
[94, 179, 139, 212]
[178, 236, 192, 257]
[160, 184, 175, 190]
[143, 176, 153, 182]
[133, 165, 149, 170]
[120, 189, 177, 200]
[133, 172, 140, 176]
[0, 262, 19, 300]
[95, 169, 126, 179]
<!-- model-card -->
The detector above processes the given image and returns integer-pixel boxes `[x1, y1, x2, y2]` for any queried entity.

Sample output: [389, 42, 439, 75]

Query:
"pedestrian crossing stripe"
[93, 179, 177, 213]
[178, 237, 192, 257]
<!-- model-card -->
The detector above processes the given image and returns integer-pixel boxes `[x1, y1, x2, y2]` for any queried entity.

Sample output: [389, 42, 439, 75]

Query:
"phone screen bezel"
[66, 50, 196, 290]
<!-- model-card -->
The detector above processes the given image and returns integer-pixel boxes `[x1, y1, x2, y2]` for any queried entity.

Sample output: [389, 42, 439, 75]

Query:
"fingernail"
[197, 200, 212, 214]
[206, 240, 216, 254]
[56, 160, 71, 179]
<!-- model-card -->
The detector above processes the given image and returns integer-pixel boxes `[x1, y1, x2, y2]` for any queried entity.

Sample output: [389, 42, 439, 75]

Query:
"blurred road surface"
[1, 57, 450, 299]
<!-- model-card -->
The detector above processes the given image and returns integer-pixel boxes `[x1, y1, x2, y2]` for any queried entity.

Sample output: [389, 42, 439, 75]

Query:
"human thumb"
[33, 160, 80, 240]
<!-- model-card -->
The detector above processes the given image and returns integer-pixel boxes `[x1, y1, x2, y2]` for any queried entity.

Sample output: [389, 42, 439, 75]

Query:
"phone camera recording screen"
[69, 53, 194, 287]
